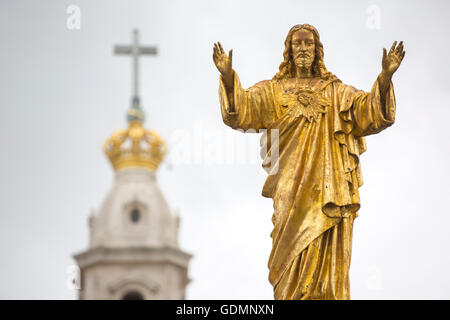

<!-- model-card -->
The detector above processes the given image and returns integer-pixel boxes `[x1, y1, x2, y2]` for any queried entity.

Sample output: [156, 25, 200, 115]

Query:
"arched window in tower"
[121, 290, 144, 300]
[130, 208, 140, 223]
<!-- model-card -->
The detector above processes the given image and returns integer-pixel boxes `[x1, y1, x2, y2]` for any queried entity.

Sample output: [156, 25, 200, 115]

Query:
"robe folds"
[218, 71, 396, 300]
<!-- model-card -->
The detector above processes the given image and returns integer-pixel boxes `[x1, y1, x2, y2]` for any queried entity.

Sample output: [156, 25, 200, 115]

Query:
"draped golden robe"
[218, 72, 396, 300]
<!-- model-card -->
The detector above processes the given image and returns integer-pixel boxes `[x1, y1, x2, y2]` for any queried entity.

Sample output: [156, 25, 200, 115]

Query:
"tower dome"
[89, 167, 179, 249]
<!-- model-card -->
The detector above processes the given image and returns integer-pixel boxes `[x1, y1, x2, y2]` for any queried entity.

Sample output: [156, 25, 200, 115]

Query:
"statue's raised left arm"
[345, 41, 405, 137]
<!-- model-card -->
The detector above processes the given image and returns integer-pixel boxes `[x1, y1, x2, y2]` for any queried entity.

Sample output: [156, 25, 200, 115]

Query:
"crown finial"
[127, 97, 145, 123]
[113, 29, 157, 123]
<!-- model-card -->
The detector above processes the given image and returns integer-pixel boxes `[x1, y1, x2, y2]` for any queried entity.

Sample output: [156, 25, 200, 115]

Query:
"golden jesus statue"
[213, 24, 404, 300]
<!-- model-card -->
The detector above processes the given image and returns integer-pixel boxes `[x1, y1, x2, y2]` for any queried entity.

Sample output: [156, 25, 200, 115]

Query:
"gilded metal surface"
[213, 24, 404, 300]
[104, 120, 167, 171]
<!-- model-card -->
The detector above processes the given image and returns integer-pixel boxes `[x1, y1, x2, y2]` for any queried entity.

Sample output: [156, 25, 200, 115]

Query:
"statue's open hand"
[213, 42, 233, 80]
[382, 41, 405, 76]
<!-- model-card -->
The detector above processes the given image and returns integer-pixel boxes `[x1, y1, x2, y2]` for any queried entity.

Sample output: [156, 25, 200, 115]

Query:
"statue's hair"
[273, 24, 337, 81]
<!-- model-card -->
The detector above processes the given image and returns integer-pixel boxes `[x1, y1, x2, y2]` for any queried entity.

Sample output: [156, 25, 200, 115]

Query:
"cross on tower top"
[114, 29, 158, 123]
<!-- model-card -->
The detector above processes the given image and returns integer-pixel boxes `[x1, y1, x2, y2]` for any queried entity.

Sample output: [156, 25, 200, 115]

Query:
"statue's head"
[273, 24, 335, 81]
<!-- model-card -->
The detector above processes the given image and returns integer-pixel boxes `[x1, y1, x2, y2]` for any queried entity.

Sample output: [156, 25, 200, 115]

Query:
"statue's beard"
[294, 54, 314, 70]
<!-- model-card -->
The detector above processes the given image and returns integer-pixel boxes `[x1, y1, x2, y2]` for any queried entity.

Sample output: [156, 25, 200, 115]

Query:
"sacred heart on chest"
[280, 88, 330, 122]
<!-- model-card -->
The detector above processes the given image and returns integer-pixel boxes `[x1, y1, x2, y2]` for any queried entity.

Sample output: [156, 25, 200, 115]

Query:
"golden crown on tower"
[103, 102, 167, 172]
[105, 30, 166, 171]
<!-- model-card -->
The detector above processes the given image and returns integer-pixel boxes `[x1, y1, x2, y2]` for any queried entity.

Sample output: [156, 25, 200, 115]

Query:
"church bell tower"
[73, 30, 191, 300]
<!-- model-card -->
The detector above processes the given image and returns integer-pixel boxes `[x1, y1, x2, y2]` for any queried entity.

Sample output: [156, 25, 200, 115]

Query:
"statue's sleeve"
[338, 79, 396, 137]
[219, 71, 278, 131]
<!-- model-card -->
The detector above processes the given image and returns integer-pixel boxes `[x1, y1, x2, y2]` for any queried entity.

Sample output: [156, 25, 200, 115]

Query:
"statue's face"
[291, 29, 315, 70]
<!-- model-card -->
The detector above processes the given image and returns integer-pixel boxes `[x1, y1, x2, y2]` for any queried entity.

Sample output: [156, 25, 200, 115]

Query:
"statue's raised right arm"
[213, 42, 277, 131]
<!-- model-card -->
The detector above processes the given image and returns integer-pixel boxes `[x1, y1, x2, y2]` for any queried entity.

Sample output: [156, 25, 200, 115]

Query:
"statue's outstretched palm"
[382, 41, 405, 75]
[213, 42, 233, 79]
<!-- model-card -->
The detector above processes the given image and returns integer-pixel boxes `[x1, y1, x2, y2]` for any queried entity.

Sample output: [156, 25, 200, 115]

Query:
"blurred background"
[0, 0, 449, 299]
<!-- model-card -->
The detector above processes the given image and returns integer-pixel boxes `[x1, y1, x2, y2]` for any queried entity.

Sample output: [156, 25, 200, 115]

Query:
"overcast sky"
[1, 0, 450, 299]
